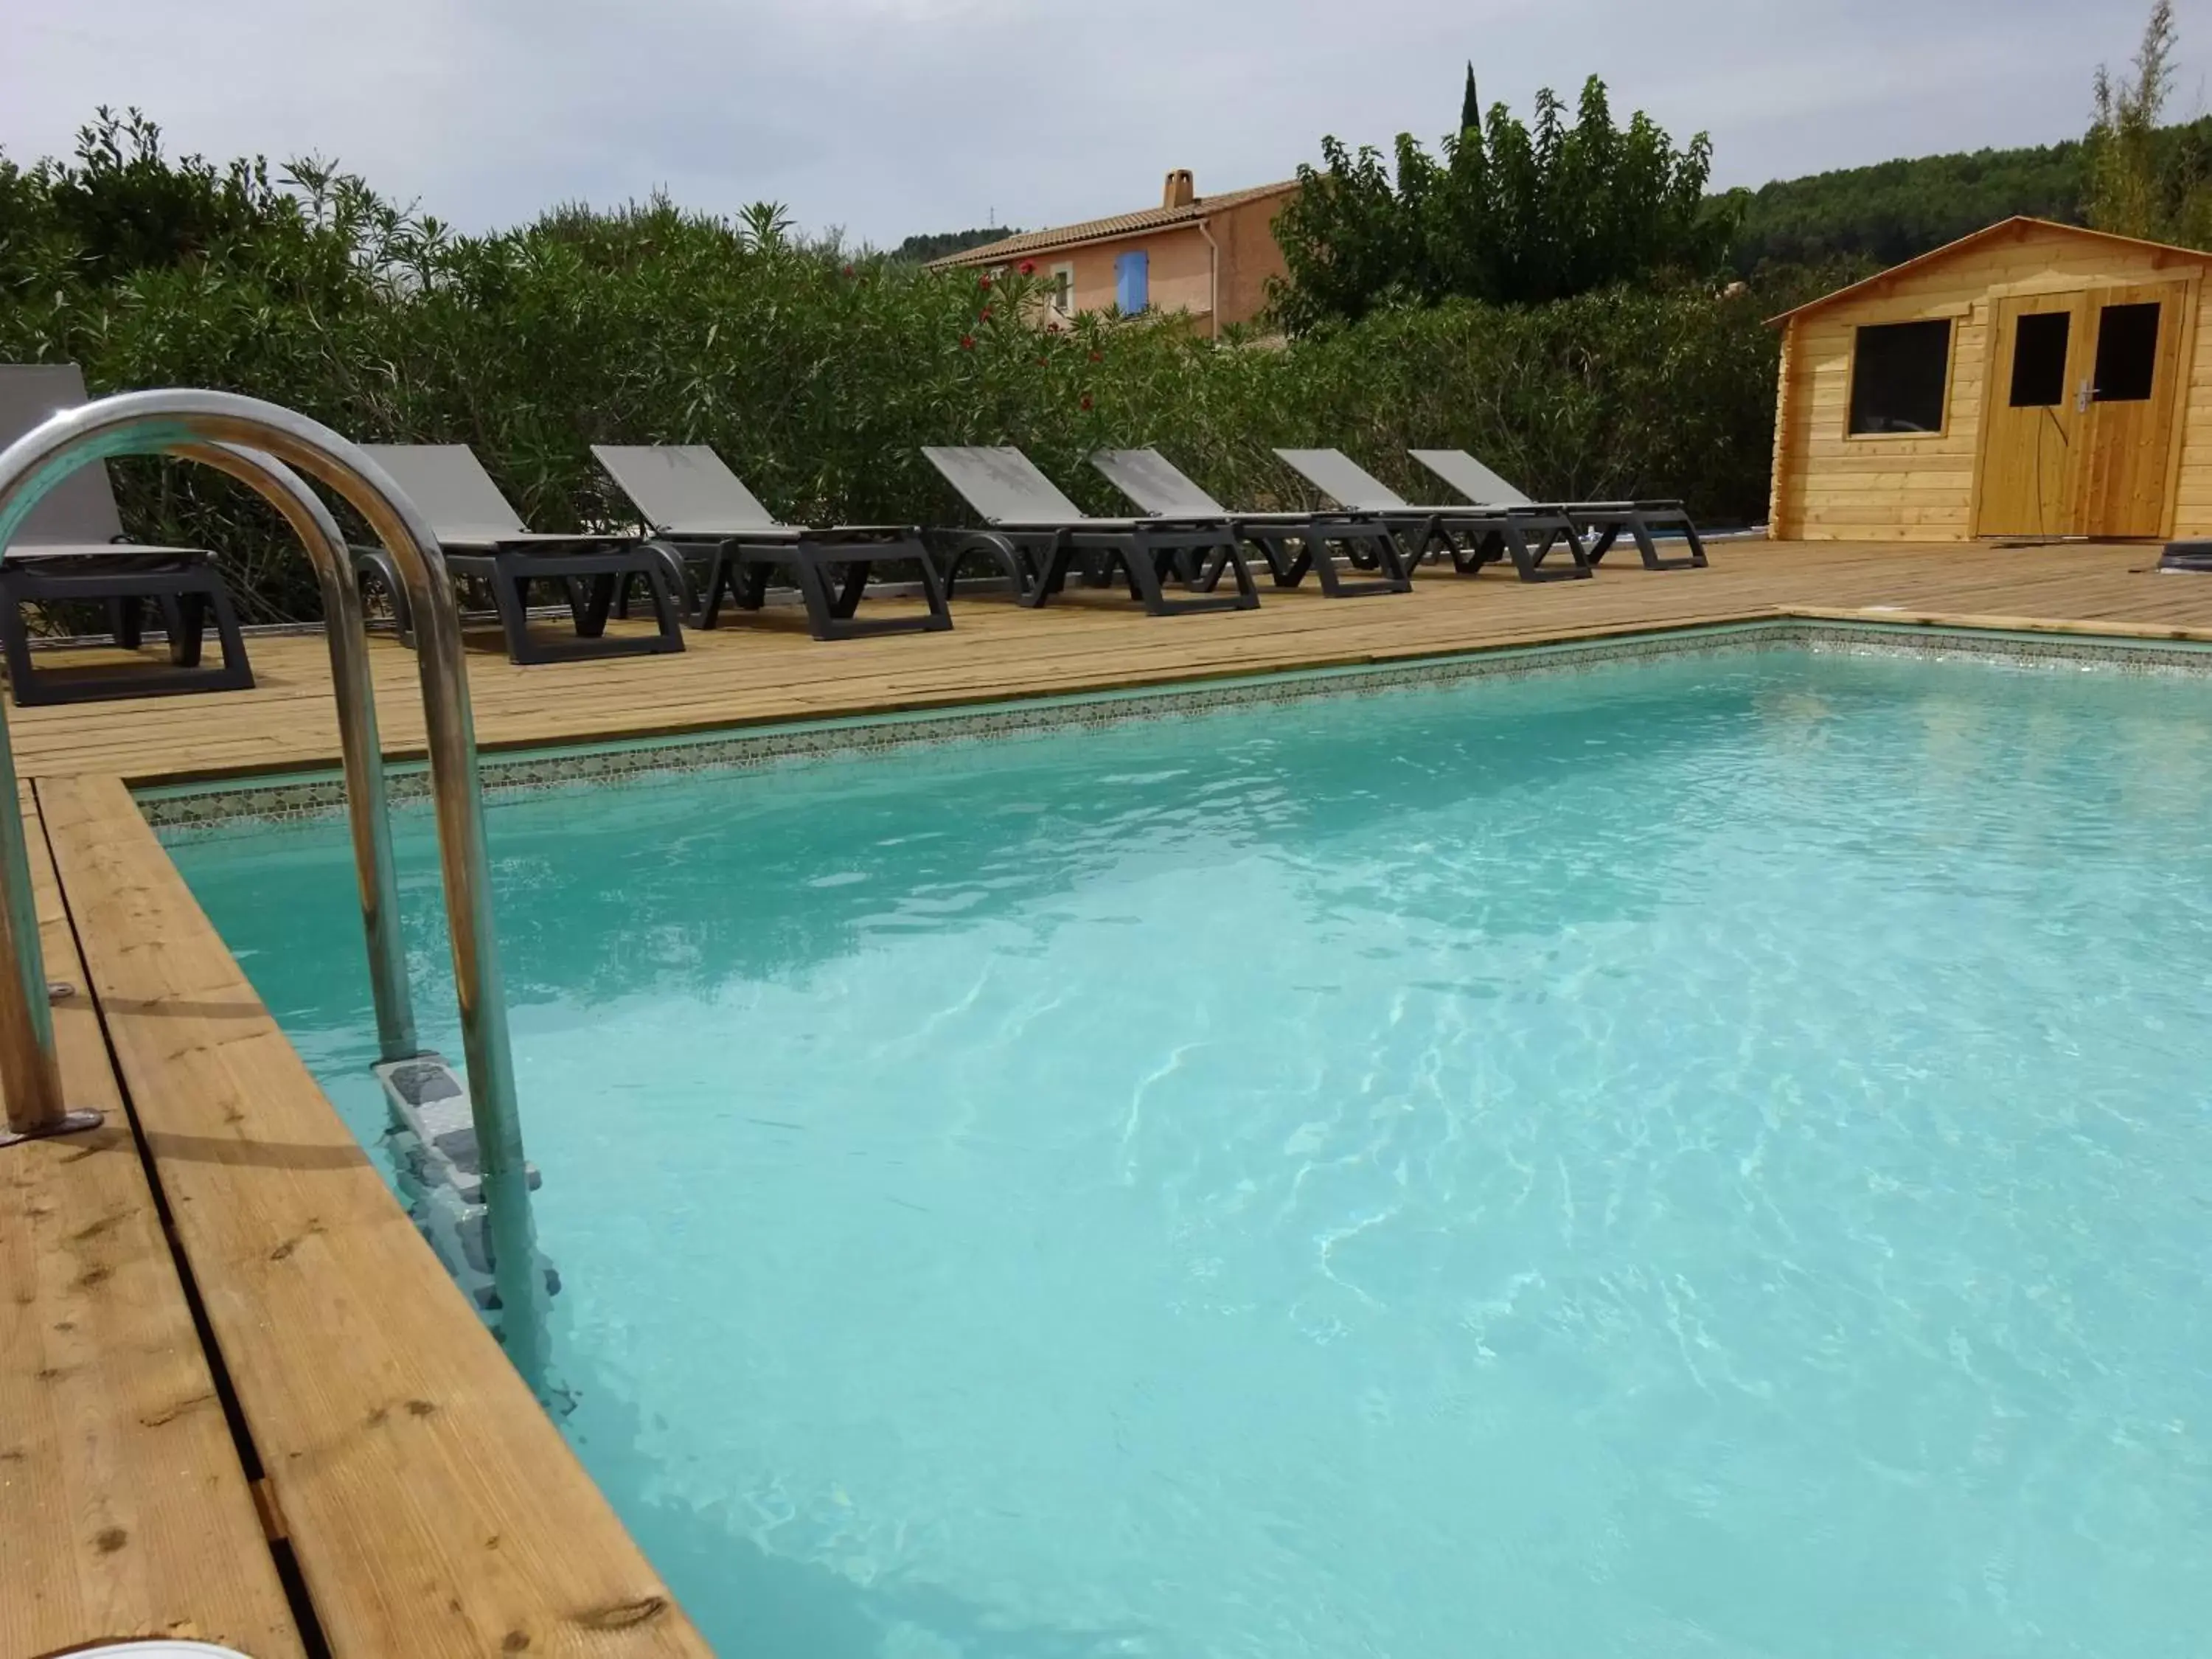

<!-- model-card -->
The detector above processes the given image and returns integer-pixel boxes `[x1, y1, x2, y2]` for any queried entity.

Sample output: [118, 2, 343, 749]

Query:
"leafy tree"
[2086, 1, 2212, 247]
[1270, 76, 1736, 333]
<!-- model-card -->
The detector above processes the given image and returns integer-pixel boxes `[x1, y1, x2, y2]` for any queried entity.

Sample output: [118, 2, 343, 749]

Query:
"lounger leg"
[1626, 517, 1704, 571]
[1218, 536, 1260, 608]
[1503, 522, 1590, 582]
[941, 535, 1020, 603]
[491, 562, 539, 664]
[1121, 537, 1172, 615]
[911, 540, 954, 630]
[1308, 533, 1346, 597]
[692, 552, 731, 627]
[1129, 547, 1168, 613]
[0, 580, 42, 706]
[830, 561, 869, 619]
[1256, 533, 1301, 593]
[1629, 521, 1663, 571]
[1503, 524, 1538, 580]
[353, 546, 416, 646]
[110, 596, 143, 651]
[1312, 529, 1408, 597]
[1024, 534, 1074, 608]
[791, 560, 841, 640]
[574, 574, 617, 639]
[159, 591, 208, 667]
[1372, 528, 1413, 591]
[1586, 523, 1624, 566]
[203, 577, 253, 687]
[632, 559, 685, 653]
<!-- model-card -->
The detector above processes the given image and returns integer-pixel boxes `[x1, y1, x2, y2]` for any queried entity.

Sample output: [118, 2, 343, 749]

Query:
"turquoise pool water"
[166, 645, 2212, 1658]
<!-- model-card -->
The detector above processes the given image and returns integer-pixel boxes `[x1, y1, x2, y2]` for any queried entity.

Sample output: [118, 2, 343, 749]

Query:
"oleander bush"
[0, 111, 1832, 623]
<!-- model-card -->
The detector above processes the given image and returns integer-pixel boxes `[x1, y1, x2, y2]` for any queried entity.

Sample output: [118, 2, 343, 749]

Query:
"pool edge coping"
[138, 611, 2212, 835]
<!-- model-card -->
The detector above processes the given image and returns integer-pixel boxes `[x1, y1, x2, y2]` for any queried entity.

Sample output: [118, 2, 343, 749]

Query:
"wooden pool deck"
[5, 535, 2211, 1657]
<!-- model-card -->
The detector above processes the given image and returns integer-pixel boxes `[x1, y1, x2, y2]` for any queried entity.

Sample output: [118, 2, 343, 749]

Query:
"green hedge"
[3, 137, 1831, 623]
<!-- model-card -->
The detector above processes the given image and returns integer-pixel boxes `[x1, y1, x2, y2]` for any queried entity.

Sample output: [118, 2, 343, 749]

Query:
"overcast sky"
[0, 0, 2177, 247]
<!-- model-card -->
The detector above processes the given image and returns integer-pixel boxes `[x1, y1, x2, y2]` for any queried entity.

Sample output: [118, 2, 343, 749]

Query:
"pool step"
[376, 1053, 560, 1321]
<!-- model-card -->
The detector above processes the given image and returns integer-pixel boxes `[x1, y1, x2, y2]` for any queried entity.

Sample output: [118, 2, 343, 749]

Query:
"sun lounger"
[922, 446, 1259, 616]
[355, 444, 684, 664]
[591, 445, 950, 640]
[1408, 448, 1708, 571]
[0, 363, 254, 705]
[1089, 448, 1410, 599]
[1272, 448, 1590, 583]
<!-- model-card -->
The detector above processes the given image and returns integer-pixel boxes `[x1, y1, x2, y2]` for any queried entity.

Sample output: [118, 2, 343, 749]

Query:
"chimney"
[1162, 169, 1196, 209]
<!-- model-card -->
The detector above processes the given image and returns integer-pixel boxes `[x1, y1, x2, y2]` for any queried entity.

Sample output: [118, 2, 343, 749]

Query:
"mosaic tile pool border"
[141, 617, 2212, 835]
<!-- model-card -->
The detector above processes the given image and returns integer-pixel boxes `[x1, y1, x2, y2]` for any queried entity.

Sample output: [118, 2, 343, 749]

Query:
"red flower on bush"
[1079, 394, 1093, 410]
[980, 305, 992, 320]
[960, 335, 975, 350]
[1019, 260, 1037, 275]
[1046, 321, 1062, 333]
[1088, 349, 1102, 362]
[1035, 355, 1049, 366]
[978, 274, 992, 291]
[841, 263, 855, 276]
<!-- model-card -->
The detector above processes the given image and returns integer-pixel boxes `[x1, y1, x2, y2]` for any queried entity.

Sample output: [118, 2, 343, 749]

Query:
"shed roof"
[1766, 216, 2212, 326]
[925, 180, 1300, 269]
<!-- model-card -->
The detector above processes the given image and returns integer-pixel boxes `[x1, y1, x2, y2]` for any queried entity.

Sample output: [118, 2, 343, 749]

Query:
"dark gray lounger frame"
[1408, 449, 1708, 571]
[1273, 448, 1592, 583]
[355, 445, 684, 664]
[0, 362, 254, 705]
[923, 446, 1259, 616]
[591, 445, 949, 641]
[1089, 448, 1410, 599]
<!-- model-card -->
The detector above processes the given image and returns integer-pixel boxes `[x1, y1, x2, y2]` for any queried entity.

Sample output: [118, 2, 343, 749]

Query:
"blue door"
[1115, 250, 1150, 313]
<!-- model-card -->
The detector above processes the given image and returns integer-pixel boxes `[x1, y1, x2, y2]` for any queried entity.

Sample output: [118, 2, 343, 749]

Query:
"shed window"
[2008, 311, 2071, 407]
[1848, 319, 1952, 434]
[2092, 302, 2161, 402]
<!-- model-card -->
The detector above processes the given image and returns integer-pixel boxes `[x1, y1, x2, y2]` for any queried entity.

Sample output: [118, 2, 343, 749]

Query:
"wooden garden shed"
[1767, 217, 2212, 541]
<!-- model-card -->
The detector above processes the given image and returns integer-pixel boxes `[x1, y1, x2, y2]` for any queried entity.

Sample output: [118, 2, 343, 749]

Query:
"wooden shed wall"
[1770, 226, 2212, 540]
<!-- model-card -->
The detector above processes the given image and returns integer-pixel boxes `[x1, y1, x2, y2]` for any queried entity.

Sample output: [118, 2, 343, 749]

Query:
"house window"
[1049, 261, 1074, 316]
[2092, 302, 2161, 402]
[1847, 319, 1952, 435]
[1115, 249, 1150, 314]
[2007, 311, 2071, 408]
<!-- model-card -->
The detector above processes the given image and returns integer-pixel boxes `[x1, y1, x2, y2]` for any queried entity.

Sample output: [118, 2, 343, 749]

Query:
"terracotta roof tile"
[926, 181, 1300, 268]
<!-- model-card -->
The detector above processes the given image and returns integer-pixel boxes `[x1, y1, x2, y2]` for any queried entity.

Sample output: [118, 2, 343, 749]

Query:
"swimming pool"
[165, 641, 2212, 1658]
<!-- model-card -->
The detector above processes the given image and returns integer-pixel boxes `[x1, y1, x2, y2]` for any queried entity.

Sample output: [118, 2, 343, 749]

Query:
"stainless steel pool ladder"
[0, 390, 549, 1385]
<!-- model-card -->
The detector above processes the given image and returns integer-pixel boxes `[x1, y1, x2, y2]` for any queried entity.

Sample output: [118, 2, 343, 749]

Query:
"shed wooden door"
[2074, 280, 2190, 538]
[1976, 292, 2090, 536]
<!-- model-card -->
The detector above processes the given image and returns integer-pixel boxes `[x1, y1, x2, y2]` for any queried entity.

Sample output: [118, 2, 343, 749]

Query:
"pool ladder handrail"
[0, 390, 548, 1384]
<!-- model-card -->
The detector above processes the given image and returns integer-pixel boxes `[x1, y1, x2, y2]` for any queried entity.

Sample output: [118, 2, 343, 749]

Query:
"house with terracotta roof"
[928, 170, 1300, 338]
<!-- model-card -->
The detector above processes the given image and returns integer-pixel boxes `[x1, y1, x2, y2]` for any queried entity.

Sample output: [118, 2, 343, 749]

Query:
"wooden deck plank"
[35, 774, 711, 1658]
[2, 789, 305, 1659]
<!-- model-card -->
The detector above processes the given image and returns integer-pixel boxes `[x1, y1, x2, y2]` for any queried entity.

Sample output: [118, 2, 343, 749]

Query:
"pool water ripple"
[171, 650, 2212, 1658]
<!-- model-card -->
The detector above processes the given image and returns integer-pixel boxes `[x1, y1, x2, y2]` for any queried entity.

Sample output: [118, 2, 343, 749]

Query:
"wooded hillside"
[1727, 117, 2212, 272]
